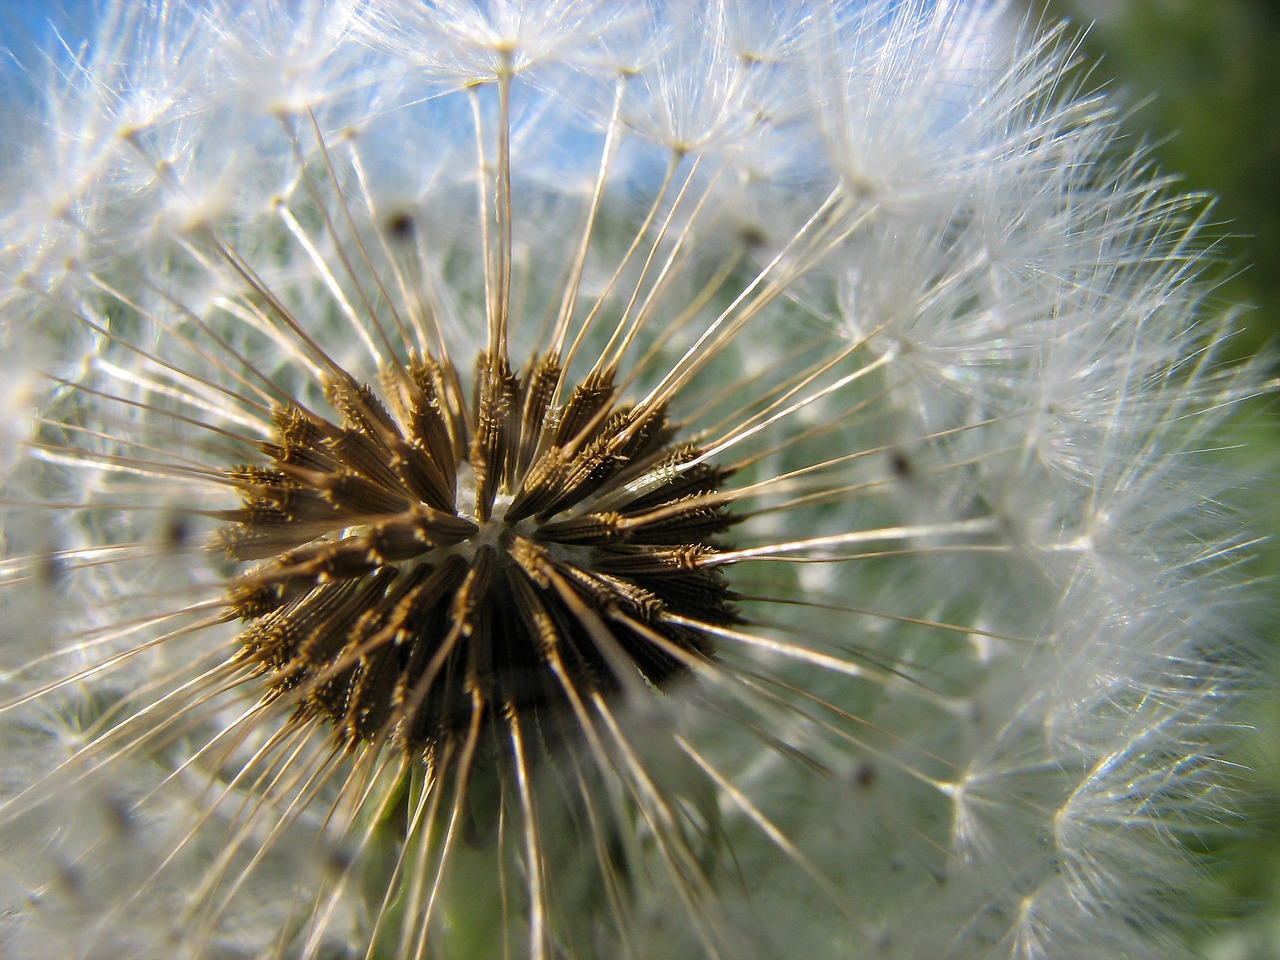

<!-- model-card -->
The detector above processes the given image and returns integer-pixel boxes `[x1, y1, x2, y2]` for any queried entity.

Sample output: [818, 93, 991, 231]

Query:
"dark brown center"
[218, 350, 738, 754]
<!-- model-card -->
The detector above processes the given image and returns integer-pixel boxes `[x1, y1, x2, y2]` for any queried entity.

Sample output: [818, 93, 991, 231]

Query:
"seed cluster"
[220, 352, 738, 753]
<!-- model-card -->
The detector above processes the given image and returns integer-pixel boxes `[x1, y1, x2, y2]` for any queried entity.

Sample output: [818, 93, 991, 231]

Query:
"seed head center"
[219, 354, 738, 755]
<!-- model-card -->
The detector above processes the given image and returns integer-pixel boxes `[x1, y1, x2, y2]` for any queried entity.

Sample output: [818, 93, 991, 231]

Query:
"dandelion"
[0, 1, 1263, 958]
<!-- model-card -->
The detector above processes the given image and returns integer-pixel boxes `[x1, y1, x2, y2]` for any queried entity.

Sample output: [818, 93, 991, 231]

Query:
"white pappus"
[0, 1, 1266, 959]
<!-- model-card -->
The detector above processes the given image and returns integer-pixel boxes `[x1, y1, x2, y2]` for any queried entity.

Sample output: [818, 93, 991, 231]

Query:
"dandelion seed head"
[0, 1, 1265, 958]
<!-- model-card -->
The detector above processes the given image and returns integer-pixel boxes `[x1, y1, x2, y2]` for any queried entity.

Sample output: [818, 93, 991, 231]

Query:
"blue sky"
[1, 1, 70, 43]
[1, 1, 90, 66]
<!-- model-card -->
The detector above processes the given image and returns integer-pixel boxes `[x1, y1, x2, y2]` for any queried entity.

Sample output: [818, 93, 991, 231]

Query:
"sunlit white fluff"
[0, 2, 1262, 959]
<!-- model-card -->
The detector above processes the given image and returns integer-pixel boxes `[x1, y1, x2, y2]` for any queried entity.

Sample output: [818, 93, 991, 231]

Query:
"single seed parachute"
[0, 1, 1264, 959]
